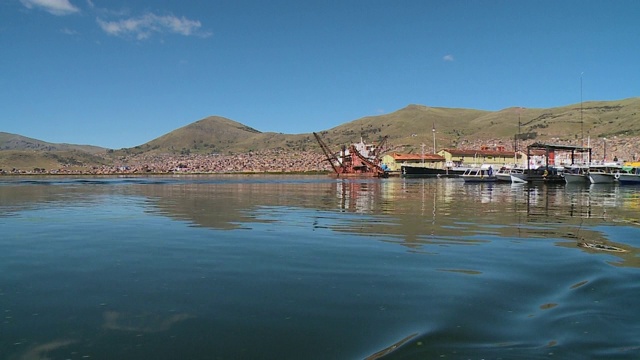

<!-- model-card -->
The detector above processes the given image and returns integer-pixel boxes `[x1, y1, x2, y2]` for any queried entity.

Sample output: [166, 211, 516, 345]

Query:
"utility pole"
[432, 122, 436, 154]
[581, 72, 584, 147]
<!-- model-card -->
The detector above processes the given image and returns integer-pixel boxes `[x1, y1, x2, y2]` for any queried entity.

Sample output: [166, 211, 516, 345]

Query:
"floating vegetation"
[570, 280, 589, 289]
[437, 268, 482, 275]
[578, 242, 628, 253]
[540, 303, 558, 310]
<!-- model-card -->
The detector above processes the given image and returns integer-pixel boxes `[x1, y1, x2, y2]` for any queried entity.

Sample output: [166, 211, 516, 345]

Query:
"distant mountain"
[316, 97, 640, 152]
[0, 132, 108, 172]
[125, 97, 640, 156]
[120, 116, 318, 155]
[2, 97, 640, 170]
[0, 132, 105, 153]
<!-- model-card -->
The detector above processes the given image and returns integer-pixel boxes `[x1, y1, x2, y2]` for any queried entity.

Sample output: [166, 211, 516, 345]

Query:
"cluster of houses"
[380, 145, 575, 174]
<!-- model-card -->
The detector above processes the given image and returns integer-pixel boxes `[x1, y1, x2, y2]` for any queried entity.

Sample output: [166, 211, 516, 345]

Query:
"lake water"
[1, 175, 639, 359]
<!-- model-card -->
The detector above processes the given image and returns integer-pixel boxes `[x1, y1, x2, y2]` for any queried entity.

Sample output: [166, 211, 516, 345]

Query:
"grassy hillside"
[0, 150, 110, 172]
[0, 132, 105, 153]
[111, 116, 319, 156]
[122, 98, 640, 156]
[324, 98, 640, 152]
[2, 97, 640, 170]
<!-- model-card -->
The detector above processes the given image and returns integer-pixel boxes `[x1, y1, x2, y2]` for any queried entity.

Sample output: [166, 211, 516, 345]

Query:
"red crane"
[313, 132, 388, 178]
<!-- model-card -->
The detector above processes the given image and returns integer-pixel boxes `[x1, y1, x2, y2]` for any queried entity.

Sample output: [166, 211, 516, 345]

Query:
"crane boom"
[313, 132, 340, 174]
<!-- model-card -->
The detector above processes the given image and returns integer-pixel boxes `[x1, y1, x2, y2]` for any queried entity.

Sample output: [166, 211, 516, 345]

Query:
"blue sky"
[2, 0, 639, 149]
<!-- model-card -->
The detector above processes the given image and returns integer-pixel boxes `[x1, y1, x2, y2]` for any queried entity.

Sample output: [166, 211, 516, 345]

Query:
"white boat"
[563, 165, 589, 184]
[495, 167, 525, 182]
[460, 165, 497, 183]
[510, 172, 528, 183]
[588, 163, 621, 184]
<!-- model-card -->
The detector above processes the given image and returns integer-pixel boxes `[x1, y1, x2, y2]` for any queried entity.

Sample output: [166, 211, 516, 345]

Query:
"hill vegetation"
[0, 133, 108, 172]
[118, 97, 640, 156]
[2, 97, 639, 171]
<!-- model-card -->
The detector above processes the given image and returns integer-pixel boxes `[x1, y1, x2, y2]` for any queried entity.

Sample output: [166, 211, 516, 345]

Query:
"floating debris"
[540, 303, 558, 310]
[578, 242, 628, 253]
[570, 280, 589, 289]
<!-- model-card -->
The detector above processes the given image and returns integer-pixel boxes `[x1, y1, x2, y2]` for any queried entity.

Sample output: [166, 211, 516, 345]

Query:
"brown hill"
[126, 98, 640, 156]
[2, 98, 640, 171]
[0, 132, 105, 153]
[0, 132, 109, 172]
[117, 116, 317, 155]
[0, 150, 110, 172]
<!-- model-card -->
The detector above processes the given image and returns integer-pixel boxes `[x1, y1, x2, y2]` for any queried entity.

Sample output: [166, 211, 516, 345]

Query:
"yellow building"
[381, 152, 446, 172]
[437, 146, 526, 168]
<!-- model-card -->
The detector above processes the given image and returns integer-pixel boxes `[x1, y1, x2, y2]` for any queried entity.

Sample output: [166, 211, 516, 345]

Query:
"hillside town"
[1, 136, 638, 175]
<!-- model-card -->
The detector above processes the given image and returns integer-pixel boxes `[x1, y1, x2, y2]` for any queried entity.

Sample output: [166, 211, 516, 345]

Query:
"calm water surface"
[1, 175, 639, 359]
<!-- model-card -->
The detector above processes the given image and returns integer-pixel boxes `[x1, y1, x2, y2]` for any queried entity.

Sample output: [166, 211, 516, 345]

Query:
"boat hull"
[617, 173, 640, 185]
[510, 169, 565, 184]
[461, 176, 497, 183]
[510, 173, 528, 183]
[588, 172, 616, 184]
[564, 173, 589, 184]
[401, 166, 450, 178]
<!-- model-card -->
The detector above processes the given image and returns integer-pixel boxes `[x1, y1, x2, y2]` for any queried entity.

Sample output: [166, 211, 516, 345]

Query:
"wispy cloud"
[97, 13, 211, 40]
[60, 27, 78, 35]
[443, 54, 455, 62]
[20, 0, 79, 16]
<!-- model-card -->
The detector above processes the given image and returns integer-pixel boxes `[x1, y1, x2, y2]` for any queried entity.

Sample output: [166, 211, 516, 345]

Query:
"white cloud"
[97, 13, 210, 40]
[443, 54, 455, 62]
[20, 0, 79, 16]
[60, 27, 78, 35]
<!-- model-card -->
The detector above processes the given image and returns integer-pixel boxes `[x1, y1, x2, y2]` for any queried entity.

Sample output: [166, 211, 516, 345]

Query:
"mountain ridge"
[2, 97, 639, 170]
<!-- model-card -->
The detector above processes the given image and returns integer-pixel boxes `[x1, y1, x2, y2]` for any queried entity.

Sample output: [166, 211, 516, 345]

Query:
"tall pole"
[517, 111, 521, 151]
[580, 72, 584, 147]
[432, 122, 436, 154]
[517, 111, 521, 166]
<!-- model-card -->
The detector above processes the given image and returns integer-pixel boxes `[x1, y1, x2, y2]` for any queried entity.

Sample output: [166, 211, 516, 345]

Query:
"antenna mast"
[581, 72, 584, 147]
[432, 123, 436, 154]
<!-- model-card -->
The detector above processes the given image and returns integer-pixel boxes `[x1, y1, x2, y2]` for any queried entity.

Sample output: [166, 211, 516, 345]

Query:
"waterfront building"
[438, 146, 526, 169]
[381, 152, 445, 172]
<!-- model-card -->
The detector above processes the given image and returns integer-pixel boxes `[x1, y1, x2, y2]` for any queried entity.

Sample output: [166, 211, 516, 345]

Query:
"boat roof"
[440, 148, 520, 157]
[390, 153, 445, 161]
[527, 142, 591, 152]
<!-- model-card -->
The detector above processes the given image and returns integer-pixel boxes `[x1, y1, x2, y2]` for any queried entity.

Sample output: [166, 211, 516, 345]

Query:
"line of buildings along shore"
[381, 144, 601, 177]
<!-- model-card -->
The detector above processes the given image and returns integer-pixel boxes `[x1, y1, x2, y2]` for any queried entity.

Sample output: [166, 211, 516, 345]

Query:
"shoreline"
[1, 136, 638, 176]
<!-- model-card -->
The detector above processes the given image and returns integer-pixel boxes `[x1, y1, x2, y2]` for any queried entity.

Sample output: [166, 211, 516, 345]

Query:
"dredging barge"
[313, 132, 389, 178]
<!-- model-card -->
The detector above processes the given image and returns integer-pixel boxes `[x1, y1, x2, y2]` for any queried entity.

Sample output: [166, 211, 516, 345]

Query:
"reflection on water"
[1, 175, 639, 359]
[102, 311, 193, 333]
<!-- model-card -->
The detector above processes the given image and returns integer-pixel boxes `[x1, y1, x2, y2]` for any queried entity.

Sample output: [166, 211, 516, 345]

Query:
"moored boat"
[563, 165, 590, 184]
[495, 167, 525, 182]
[588, 163, 621, 184]
[460, 165, 497, 183]
[519, 166, 565, 184]
[617, 172, 640, 184]
[401, 165, 448, 178]
[617, 162, 640, 185]
[510, 172, 528, 183]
